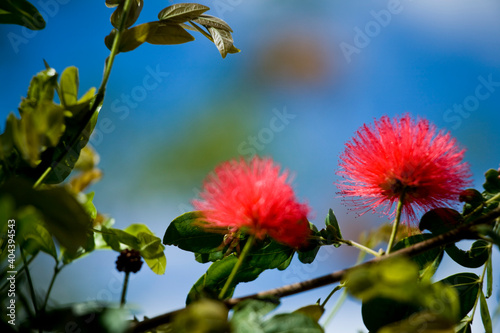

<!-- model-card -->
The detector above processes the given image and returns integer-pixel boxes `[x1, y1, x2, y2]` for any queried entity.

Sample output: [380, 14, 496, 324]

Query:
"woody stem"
[219, 235, 255, 300]
[386, 195, 405, 254]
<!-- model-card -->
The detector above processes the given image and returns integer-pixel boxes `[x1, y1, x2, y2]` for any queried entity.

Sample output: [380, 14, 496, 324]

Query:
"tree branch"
[129, 207, 500, 333]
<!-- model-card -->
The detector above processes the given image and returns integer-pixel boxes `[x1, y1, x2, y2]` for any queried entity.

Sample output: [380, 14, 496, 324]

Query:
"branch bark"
[130, 207, 500, 333]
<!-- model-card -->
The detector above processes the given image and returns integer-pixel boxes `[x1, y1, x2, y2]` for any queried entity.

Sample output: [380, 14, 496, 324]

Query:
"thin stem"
[466, 245, 491, 326]
[41, 263, 62, 312]
[0, 254, 36, 291]
[386, 196, 405, 254]
[120, 272, 131, 308]
[33, 167, 52, 189]
[339, 239, 381, 257]
[20, 248, 38, 315]
[219, 235, 255, 300]
[464, 192, 500, 220]
[32, 0, 134, 189]
[320, 283, 344, 309]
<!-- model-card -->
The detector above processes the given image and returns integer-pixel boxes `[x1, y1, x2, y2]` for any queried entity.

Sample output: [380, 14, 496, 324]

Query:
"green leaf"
[193, 14, 233, 32]
[378, 311, 455, 333]
[0, 178, 91, 254]
[17, 207, 57, 260]
[445, 240, 490, 268]
[163, 211, 224, 253]
[59, 66, 79, 107]
[325, 208, 342, 240]
[439, 273, 480, 319]
[297, 245, 320, 264]
[483, 169, 500, 194]
[171, 299, 230, 333]
[41, 101, 97, 184]
[231, 299, 279, 333]
[110, 0, 143, 29]
[195, 250, 224, 263]
[261, 313, 324, 332]
[392, 234, 443, 274]
[158, 3, 209, 23]
[101, 226, 140, 251]
[144, 255, 166, 275]
[187, 254, 264, 304]
[208, 26, 233, 58]
[454, 317, 472, 333]
[146, 22, 195, 45]
[293, 304, 324, 322]
[0, 0, 45, 30]
[106, 22, 159, 53]
[419, 208, 463, 235]
[246, 240, 294, 269]
[361, 297, 419, 332]
[459, 188, 485, 215]
[31, 302, 129, 333]
[486, 254, 493, 298]
[124, 223, 166, 274]
[479, 289, 492, 333]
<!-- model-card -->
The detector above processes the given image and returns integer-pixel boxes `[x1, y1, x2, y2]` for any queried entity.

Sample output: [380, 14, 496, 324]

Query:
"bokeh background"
[1, 0, 500, 331]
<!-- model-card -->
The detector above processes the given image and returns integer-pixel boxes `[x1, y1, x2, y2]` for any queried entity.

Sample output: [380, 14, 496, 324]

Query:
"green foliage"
[100, 223, 166, 275]
[419, 208, 463, 235]
[163, 211, 225, 253]
[104, 2, 239, 58]
[293, 304, 324, 322]
[0, 178, 91, 254]
[0, 0, 45, 30]
[171, 299, 230, 333]
[445, 240, 490, 268]
[26, 302, 129, 333]
[187, 253, 264, 303]
[438, 273, 480, 320]
[231, 299, 324, 333]
[392, 234, 443, 276]
[347, 257, 460, 330]
[480, 289, 493, 333]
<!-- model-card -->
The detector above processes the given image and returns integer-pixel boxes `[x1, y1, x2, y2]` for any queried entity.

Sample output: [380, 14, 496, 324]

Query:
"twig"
[129, 207, 500, 333]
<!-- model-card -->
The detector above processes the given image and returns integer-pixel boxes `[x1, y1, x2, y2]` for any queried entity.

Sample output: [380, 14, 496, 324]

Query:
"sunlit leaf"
[193, 14, 233, 32]
[110, 0, 143, 29]
[479, 289, 492, 333]
[293, 304, 324, 322]
[0, 0, 45, 30]
[163, 211, 224, 253]
[146, 22, 195, 45]
[59, 66, 79, 107]
[158, 3, 209, 23]
[208, 26, 233, 58]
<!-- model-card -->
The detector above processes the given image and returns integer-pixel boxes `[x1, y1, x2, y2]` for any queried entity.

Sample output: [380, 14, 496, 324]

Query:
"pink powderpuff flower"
[336, 114, 472, 223]
[193, 156, 311, 248]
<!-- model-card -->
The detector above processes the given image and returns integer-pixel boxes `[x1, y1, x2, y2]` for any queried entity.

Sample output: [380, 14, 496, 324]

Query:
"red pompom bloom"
[193, 156, 311, 248]
[337, 114, 471, 223]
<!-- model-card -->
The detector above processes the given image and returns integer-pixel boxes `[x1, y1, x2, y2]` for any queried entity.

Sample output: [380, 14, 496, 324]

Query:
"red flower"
[193, 156, 311, 248]
[336, 114, 471, 223]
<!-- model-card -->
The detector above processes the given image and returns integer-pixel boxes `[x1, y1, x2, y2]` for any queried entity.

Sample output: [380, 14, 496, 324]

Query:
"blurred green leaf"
[486, 254, 493, 298]
[347, 257, 459, 324]
[0, 178, 91, 254]
[0, 0, 45, 30]
[193, 15, 232, 32]
[59, 66, 79, 107]
[445, 240, 490, 268]
[378, 311, 455, 333]
[163, 211, 224, 253]
[17, 207, 57, 260]
[195, 251, 224, 263]
[146, 22, 195, 45]
[459, 188, 485, 216]
[293, 304, 324, 322]
[29, 302, 128, 333]
[158, 3, 209, 23]
[439, 273, 480, 320]
[125, 223, 166, 274]
[261, 313, 324, 332]
[361, 297, 420, 332]
[479, 289, 492, 333]
[483, 169, 500, 194]
[455, 317, 472, 333]
[231, 299, 279, 333]
[392, 234, 443, 275]
[171, 299, 230, 333]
